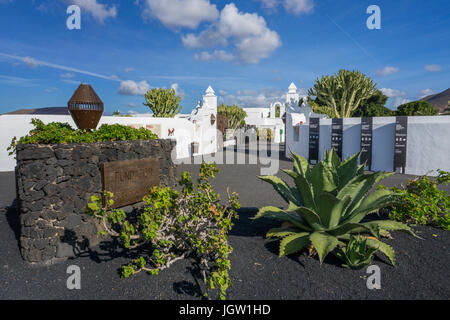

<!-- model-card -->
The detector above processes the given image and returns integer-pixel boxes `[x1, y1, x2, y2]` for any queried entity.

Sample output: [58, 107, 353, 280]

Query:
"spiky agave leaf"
[308, 161, 339, 203]
[364, 238, 396, 266]
[361, 220, 419, 238]
[309, 232, 339, 264]
[258, 175, 302, 204]
[337, 171, 395, 218]
[279, 233, 310, 257]
[255, 204, 312, 231]
[289, 150, 310, 177]
[344, 188, 396, 224]
[266, 227, 299, 239]
[317, 193, 352, 228]
[335, 152, 361, 188]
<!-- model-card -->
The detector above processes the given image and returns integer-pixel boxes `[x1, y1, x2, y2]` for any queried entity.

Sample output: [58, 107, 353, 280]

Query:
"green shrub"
[86, 163, 240, 300]
[383, 170, 450, 230]
[396, 101, 438, 116]
[254, 149, 417, 266]
[8, 118, 158, 156]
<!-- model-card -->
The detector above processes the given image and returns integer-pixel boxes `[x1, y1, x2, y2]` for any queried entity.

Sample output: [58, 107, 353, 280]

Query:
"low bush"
[382, 170, 450, 230]
[8, 118, 158, 155]
[86, 163, 240, 300]
[254, 149, 417, 268]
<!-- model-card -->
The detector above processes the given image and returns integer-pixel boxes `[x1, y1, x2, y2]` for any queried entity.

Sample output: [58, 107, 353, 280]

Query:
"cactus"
[308, 69, 377, 118]
[143, 88, 182, 118]
[254, 149, 418, 266]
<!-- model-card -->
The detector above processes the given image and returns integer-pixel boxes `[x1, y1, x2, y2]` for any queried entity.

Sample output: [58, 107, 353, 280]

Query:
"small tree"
[308, 69, 377, 118]
[396, 101, 438, 116]
[143, 88, 181, 118]
[217, 104, 247, 138]
[352, 90, 394, 117]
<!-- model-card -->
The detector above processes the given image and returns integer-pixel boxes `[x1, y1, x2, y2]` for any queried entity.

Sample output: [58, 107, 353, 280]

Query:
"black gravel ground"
[0, 148, 449, 300]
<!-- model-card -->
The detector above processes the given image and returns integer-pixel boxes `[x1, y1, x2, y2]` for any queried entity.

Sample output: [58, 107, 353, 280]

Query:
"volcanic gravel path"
[0, 148, 449, 300]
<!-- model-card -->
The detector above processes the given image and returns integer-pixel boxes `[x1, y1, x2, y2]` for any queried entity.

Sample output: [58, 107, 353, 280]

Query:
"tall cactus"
[308, 70, 377, 118]
[143, 88, 182, 118]
[217, 104, 247, 130]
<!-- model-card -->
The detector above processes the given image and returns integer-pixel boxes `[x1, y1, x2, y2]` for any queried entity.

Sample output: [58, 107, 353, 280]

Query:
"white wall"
[0, 114, 216, 172]
[286, 115, 450, 176]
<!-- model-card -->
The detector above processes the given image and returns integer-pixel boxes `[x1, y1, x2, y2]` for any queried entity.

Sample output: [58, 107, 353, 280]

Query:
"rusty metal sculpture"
[68, 84, 104, 130]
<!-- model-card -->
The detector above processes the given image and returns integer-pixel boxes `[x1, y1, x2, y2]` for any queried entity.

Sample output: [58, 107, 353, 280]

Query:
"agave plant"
[334, 235, 377, 269]
[254, 149, 417, 266]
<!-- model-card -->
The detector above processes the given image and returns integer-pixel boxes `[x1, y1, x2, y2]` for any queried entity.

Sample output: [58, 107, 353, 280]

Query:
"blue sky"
[0, 0, 448, 115]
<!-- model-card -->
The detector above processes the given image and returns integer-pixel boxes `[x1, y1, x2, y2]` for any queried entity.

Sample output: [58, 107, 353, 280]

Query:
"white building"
[242, 82, 305, 143]
[0, 86, 220, 171]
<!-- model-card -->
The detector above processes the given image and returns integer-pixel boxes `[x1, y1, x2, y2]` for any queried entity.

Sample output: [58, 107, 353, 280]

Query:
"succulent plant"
[254, 149, 417, 265]
[334, 235, 378, 269]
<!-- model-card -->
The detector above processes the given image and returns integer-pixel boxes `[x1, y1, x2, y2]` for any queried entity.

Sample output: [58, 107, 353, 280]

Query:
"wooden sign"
[331, 118, 343, 160]
[309, 118, 320, 164]
[394, 116, 408, 173]
[101, 158, 160, 208]
[360, 117, 373, 170]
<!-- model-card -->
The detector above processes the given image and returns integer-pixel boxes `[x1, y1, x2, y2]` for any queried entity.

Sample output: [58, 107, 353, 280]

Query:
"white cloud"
[235, 28, 281, 63]
[60, 72, 75, 79]
[259, 0, 279, 11]
[128, 102, 137, 108]
[419, 88, 434, 98]
[376, 66, 399, 77]
[65, 0, 117, 23]
[45, 87, 58, 93]
[23, 57, 41, 69]
[257, 0, 314, 15]
[170, 83, 186, 98]
[118, 80, 150, 95]
[183, 3, 281, 64]
[143, 0, 219, 29]
[424, 64, 442, 72]
[194, 50, 234, 62]
[381, 87, 410, 108]
[182, 28, 228, 48]
[380, 88, 405, 98]
[282, 0, 314, 15]
[124, 67, 135, 73]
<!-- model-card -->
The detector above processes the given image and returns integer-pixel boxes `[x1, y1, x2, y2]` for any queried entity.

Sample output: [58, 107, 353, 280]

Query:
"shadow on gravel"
[173, 262, 210, 299]
[232, 206, 395, 269]
[4, 200, 21, 246]
[230, 207, 279, 237]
